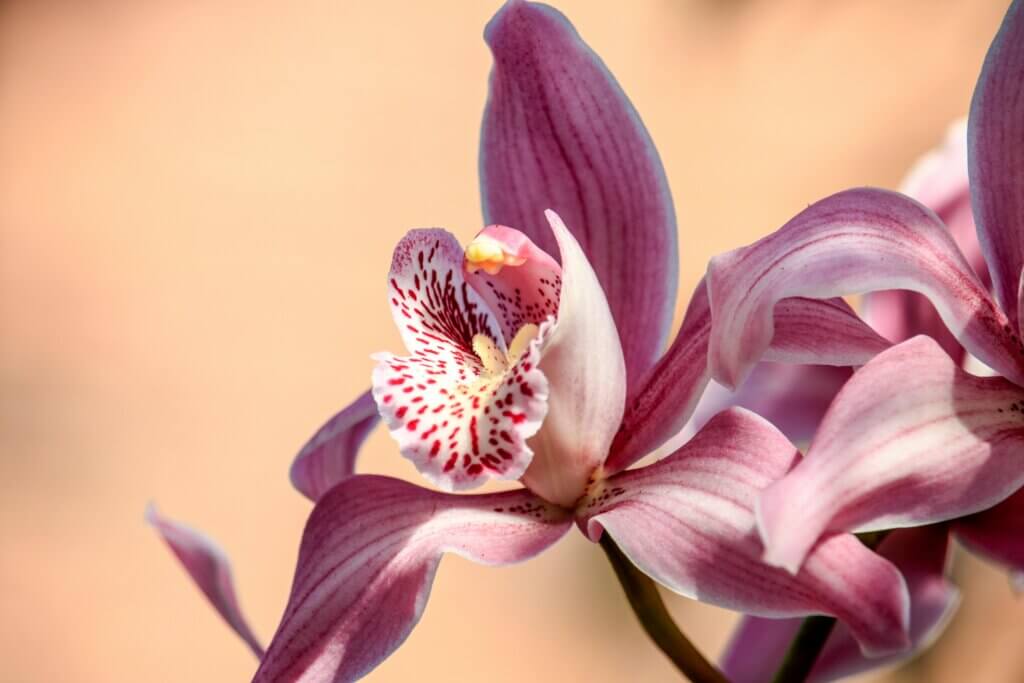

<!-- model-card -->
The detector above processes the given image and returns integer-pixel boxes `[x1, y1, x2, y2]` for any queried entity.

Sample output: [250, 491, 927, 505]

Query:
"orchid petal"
[706, 188, 1024, 390]
[955, 487, 1024, 573]
[373, 229, 549, 490]
[721, 527, 959, 683]
[290, 390, 379, 502]
[901, 120, 984, 286]
[147, 505, 263, 658]
[253, 475, 571, 683]
[580, 409, 911, 656]
[758, 336, 1024, 573]
[969, 0, 1024, 331]
[481, 0, 677, 387]
[521, 211, 626, 506]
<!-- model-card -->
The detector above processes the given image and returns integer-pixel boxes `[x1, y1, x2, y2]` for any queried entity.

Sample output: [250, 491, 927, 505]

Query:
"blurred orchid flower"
[705, 0, 1024, 588]
[151, 1, 920, 680]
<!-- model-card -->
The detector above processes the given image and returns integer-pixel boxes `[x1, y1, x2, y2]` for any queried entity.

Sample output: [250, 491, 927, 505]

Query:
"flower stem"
[770, 530, 893, 683]
[599, 534, 730, 683]
[769, 616, 837, 683]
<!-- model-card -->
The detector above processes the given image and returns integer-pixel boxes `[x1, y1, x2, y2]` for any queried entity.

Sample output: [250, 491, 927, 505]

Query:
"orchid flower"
[704, 0, 1024, 589]
[707, 121, 976, 681]
[151, 2, 922, 680]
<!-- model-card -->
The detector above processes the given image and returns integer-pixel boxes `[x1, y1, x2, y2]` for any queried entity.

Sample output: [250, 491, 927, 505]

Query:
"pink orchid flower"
[152, 2, 917, 680]
[705, 0, 1024, 593]
[709, 122, 976, 682]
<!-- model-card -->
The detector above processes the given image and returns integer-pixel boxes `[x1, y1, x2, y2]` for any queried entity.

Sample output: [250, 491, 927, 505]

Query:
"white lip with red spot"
[371, 228, 556, 491]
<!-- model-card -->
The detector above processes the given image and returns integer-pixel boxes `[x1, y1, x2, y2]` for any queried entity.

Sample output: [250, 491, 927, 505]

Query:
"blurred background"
[2, 0, 1021, 680]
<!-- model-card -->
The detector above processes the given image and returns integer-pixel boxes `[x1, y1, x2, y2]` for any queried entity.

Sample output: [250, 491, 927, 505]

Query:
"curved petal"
[684, 363, 852, 448]
[147, 505, 263, 658]
[521, 211, 627, 505]
[706, 188, 1024, 390]
[373, 229, 550, 490]
[579, 409, 911, 656]
[290, 390, 379, 502]
[901, 120, 983, 286]
[968, 0, 1024, 331]
[606, 282, 881, 474]
[863, 120, 985, 364]
[254, 475, 571, 683]
[721, 526, 959, 683]
[954, 487, 1024, 573]
[758, 336, 1024, 574]
[481, 0, 677, 387]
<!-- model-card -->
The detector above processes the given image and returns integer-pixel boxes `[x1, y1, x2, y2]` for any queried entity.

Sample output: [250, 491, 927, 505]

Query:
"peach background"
[2, 0, 1022, 681]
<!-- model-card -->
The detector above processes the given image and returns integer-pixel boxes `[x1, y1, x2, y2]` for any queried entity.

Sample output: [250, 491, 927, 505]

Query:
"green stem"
[600, 534, 730, 683]
[770, 530, 893, 683]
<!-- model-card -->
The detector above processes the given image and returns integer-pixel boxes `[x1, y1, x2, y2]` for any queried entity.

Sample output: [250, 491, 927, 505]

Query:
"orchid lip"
[370, 213, 628, 506]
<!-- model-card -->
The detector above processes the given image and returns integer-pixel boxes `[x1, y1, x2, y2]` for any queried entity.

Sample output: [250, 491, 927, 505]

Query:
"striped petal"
[758, 336, 1024, 574]
[579, 409, 911, 656]
[954, 487, 1024, 573]
[721, 527, 958, 683]
[969, 0, 1024, 332]
[763, 297, 891, 366]
[290, 390, 379, 502]
[481, 0, 677, 388]
[606, 278, 712, 474]
[706, 188, 1024, 390]
[372, 229, 549, 490]
[147, 505, 263, 658]
[253, 475, 571, 683]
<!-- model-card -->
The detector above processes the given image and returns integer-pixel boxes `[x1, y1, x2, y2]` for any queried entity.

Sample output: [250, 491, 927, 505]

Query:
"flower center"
[471, 324, 540, 378]
[464, 235, 527, 275]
